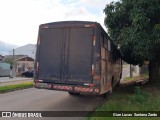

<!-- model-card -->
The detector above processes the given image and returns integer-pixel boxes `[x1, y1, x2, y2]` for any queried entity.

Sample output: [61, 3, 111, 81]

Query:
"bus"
[34, 21, 122, 96]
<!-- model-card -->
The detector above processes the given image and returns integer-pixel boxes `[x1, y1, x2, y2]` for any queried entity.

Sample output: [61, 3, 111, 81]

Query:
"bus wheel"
[109, 84, 113, 94]
[102, 92, 108, 99]
[102, 82, 113, 99]
[68, 92, 80, 96]
[116, 79, 121, 86]
[109, 77, 114, 94]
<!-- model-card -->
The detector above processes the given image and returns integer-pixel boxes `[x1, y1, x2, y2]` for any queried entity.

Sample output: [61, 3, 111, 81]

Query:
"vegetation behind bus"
[104, 0, 160, 83]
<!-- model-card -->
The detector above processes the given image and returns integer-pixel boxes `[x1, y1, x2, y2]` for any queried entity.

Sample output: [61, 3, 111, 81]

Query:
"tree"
[104, 0, 160, 83]
[4, 57, 14, 65]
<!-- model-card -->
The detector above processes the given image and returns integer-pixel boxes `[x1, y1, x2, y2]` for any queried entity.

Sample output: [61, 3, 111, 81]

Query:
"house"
[9, 44, 36, 59]
[0, 55, 11, 77]
[0, 55, 4, 62]
[15, 56, 34, 76]
[3, 55, 34, 76]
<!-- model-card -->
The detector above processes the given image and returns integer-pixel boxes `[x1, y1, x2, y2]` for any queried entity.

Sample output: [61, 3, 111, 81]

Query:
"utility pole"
[10, 49, 15, 78]
[130, 64, 133, 77]
[13, 49, 15, 77]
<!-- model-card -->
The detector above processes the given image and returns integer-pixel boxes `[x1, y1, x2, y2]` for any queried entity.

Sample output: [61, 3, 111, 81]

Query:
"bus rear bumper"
[34, 82, 100, 94]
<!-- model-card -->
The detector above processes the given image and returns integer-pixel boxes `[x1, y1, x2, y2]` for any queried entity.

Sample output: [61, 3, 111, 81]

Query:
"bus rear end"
[34, 21, 100, 95]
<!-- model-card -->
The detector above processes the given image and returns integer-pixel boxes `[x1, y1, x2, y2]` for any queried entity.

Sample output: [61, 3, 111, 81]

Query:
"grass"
[123, 77, 135, 81]
[0, 81, 33, 93]
[123, 73, 149, 81]
[85, 82, 160, 120]
[141, 73, 149, 78]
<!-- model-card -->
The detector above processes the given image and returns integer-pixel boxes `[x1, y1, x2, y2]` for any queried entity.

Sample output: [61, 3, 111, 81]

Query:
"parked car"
[21, 70, 34, 77]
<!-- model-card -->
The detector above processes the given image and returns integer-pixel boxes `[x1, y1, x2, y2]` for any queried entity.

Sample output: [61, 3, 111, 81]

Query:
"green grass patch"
[86, 85, 160, 120]
[140, 73, 149, 78]
[0, 82, 33, 93]
[123, 77, 135, 81]
[123, 74, 149, 81]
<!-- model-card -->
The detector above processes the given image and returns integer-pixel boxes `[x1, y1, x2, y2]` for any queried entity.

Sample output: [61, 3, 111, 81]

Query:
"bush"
[130, 87, 149, 104]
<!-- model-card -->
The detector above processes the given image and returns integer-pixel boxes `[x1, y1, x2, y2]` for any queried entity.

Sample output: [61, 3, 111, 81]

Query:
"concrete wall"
[140, 64, 149, 75]
[0, 69, 10, 77]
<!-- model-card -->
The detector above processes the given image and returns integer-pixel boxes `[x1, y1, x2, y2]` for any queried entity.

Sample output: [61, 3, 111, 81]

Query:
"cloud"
[80, 0, 107, 9]
[0, 0, 113, 46]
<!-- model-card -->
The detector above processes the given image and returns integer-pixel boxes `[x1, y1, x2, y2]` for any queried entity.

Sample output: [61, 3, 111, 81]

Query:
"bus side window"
[108, 40, 111, 52]
[100, 34, 104, 46]
[100, 33, 106, 59]
[104, 38, 108, 49]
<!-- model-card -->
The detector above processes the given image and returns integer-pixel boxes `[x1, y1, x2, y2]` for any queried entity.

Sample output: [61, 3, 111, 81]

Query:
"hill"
[0, 41, 18, 55]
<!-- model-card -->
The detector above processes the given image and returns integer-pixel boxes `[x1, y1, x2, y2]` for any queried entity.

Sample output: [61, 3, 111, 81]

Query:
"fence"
[0, 69, 10, 77]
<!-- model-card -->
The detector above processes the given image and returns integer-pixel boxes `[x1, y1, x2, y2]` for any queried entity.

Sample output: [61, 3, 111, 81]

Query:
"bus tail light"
[36, 62, 39, 72]
[93, 35, 96, 46]
[92, 65, 94, 75]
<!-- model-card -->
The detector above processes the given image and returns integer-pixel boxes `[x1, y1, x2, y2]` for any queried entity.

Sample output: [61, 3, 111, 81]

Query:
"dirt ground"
[115, 77, 160, 95]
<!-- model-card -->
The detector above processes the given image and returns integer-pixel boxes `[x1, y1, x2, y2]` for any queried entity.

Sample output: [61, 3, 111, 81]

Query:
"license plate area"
[38, 83, 50, 88]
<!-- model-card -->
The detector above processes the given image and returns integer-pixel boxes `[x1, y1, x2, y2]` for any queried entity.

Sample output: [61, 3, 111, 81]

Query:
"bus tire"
[109, 78, 114, 94]
[116, 79, 121, 86]
[109, 83, 113, 94]
[116, 73, 122, 86]
[102, 92, 109, 99]
[102, 83, 113, 99]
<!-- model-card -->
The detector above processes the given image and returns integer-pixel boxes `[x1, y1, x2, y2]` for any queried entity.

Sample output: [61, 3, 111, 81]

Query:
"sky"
[0, 0, 115, 46]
